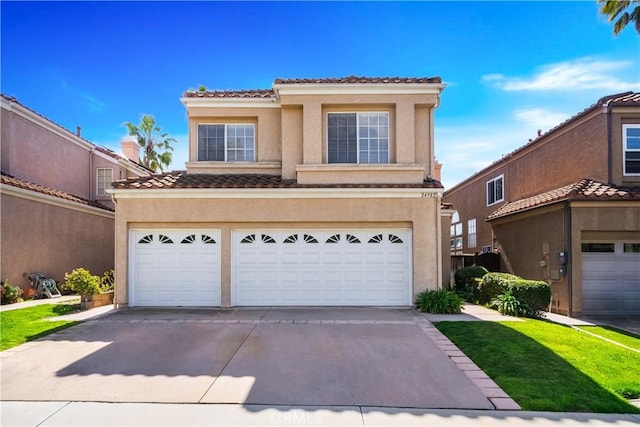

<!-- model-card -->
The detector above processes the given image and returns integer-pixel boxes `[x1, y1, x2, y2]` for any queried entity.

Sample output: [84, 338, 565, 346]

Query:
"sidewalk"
[2, 401, 640, 426]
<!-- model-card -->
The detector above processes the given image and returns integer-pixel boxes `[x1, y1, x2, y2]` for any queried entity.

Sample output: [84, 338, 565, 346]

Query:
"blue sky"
[2, 1, 639, 189]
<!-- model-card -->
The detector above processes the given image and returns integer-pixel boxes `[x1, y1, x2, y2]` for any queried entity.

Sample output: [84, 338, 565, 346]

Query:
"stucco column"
[396, 101, 415, 164]
[281, 106, 303, 179]
[303, 101, 322, 164]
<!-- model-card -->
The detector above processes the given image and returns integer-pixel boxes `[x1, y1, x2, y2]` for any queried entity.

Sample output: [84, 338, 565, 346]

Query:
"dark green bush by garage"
[478, 272, 550, 317]
[453, 265, 488, 301]
[415, 290, 463, 314]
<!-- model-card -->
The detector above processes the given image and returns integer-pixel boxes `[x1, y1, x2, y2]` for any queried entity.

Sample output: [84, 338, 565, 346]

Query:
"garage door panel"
[232, 229, 411, 306]
[582, 241, 640, 315]
[131, 229, 221, 307]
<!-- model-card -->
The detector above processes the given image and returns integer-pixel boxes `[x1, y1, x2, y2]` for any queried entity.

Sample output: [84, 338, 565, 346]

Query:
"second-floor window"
[467, 218, 477, 248]
[327, 112, 389, 164]
[96, 168, 113, 197]
[486, 175, 504, 206]
[623, 124, 640, 176]
[198, 124, 255, 162]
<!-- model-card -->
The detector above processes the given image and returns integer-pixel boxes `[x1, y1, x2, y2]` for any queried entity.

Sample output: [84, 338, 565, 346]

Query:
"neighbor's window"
[327, 112, 389, 164]
[623, 124, 640, 176]
[467, 218, 477, 248]
[96, 168, 113, 196]
[487, 175, 504, 206]
[198, 124, 255, 162]
[450, 222, 463, 251]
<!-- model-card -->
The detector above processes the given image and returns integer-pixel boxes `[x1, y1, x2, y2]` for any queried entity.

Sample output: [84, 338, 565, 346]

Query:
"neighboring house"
[444, 92, 640, 317]
[0, 94, 150, 291]
[108, 76, 447, 308]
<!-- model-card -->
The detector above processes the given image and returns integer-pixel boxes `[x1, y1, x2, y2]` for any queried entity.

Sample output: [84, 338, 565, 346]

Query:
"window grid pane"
[198, 124, 254, 162]
[96, 168, 113, 196]
[328, 112, 388, 164]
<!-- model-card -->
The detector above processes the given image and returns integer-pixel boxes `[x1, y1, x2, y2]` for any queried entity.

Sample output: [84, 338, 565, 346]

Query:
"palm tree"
[124, 115, 176, 172]
[598, 0, 640, 36]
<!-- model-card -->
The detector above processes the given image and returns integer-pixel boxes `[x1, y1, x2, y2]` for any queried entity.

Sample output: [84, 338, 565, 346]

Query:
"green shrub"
[510, 279, 551, 318]
[476, 272, 520, 304]
[453, 265, 488, 301]
[100, 269, 114, 293]
[1, 280, 23, 305]
[64, 268, 100, 301]
[415, 290, 463, 314]
[490, 291, 529, 316]
[479, 272, 550, 318]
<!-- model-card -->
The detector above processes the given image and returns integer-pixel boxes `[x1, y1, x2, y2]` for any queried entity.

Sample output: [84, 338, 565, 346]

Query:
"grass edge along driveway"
[436, 319, 640, 414]
[0, 303, 79, 351]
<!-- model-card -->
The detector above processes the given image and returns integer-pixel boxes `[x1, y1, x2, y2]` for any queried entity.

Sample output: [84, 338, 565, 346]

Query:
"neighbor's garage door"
[582, 241, 640, 315]
[232, 229, 412, 306]
[130, 230, 221, 307]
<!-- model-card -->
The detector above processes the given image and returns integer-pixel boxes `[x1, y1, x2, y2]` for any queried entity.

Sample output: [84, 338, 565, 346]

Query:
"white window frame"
[450, 220, 463, 251]
[486, 174, 504, 206]
[467, 218, 477, 249]
[197, 123, 255, 162]
[96, 168, 113, 197]
[326, 112, 389, 164]
[623, 124, 640, 176]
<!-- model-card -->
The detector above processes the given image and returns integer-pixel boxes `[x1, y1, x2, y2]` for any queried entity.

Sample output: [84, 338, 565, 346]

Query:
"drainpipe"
[89, 146, 95, 199]
[565, 201, 573, 316]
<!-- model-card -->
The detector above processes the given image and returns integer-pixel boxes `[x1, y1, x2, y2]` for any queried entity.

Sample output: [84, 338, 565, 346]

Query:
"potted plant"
[64, 268, 101, 310]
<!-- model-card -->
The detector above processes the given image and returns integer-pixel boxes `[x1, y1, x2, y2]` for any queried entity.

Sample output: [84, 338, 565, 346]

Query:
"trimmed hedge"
[478, 272, 550, 317]
[454, 265, 489, 301]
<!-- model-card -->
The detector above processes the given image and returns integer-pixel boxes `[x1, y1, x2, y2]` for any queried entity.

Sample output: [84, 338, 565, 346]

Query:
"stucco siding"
[113, 195, 441, 307]
[490, 206, 569, 314]
[0, 193, 115, 291]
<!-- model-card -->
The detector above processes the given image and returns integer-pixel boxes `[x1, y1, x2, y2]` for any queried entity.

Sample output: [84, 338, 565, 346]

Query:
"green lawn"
[0, 303, 80, 351]
[575, 326, 640, 351]
[436, 319, 640, 413]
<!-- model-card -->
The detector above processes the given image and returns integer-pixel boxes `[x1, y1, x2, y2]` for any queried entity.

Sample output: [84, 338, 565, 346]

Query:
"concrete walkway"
[0, 295, 80, 312]
[2, 401, 640, 426]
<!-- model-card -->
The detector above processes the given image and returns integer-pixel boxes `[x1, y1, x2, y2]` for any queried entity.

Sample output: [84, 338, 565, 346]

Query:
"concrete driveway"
[1, 308, 499, 409]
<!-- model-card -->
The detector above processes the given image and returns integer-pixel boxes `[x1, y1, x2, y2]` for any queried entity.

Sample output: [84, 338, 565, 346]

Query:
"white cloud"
[513, 108, 570, 131]
[483, 58, 639, 92]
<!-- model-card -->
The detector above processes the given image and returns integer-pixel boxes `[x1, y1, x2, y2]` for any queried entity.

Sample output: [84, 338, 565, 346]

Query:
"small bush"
[479, 272, 550, 318]
[454, 266, 488, 301]
[476, 272, 520, 304]
[64, 268, 100, 301]
[490, 291, 529, 317]
[510, 279, 551, 318]
[1, 280, 23, 305]
[100, 269, 114, 293]
[415, 290, 463, 314]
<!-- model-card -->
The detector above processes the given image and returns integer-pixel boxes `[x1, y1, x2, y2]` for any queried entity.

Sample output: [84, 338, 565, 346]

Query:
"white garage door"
[232, 229, 412, 306]
[130, 229, 221, 307]
[582, 241, 640, 315]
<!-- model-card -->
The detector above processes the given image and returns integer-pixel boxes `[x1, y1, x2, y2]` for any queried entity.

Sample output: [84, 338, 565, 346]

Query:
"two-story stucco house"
[444, 92, 640, 317]
[0, 94, 150, 291]
[108, 76, 447, 308]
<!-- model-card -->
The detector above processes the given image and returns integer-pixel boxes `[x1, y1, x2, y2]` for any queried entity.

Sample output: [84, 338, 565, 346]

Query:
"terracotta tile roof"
[112, 172, 443, 190]
[273, 75, 442, 84]
[1, 172, 114, 212]
[487, 179, 640, 220]
[182, 89, 276, 99]
[446, 91, 640, 193]
[183, 75, 443, 98]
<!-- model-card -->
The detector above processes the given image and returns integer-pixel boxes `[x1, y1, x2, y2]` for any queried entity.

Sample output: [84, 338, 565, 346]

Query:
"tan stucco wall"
[113, 195, 441, 307]
[444, 110, 610, 257]
[569, 202, 640, 316]
[0, 193, 115, 291]
[490, 205, 569, 314]
[184, 93, 439, 184]
[186, 107, 282, 169]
